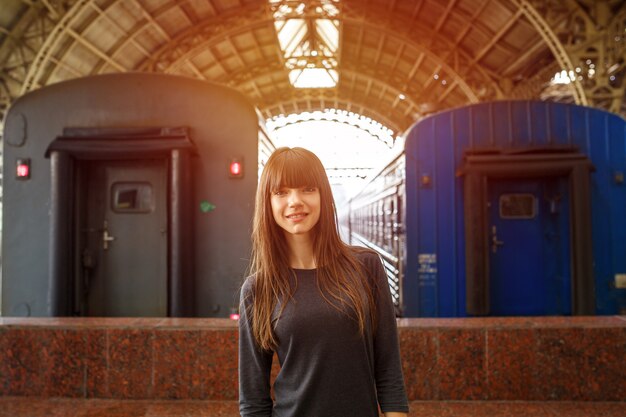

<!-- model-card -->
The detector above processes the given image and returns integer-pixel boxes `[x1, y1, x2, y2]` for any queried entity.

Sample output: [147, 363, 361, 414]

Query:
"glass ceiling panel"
[289, 68, 338, 88]
[275, 19, 307, 56]
[270, 0, 341, 88]
[316, 19, 339, 52]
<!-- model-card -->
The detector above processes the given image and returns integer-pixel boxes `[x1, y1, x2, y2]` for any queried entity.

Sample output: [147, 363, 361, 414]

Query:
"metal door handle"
[491, 225, 504, 253]
[103, 220, 115, 250]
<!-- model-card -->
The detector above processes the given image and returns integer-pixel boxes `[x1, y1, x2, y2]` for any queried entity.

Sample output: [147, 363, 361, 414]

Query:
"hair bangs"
[267, 148, 324, 192]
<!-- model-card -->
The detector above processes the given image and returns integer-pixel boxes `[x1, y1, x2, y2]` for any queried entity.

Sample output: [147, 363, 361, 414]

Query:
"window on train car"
[111, 182, 154, 213]
[499, 194, 537, 219]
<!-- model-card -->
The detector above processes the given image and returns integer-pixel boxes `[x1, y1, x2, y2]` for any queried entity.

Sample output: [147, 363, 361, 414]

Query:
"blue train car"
[347, 100, 626, 317]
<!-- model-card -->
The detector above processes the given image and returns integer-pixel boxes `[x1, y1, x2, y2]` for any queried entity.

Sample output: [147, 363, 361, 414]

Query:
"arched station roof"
[0, 0, 624, 137]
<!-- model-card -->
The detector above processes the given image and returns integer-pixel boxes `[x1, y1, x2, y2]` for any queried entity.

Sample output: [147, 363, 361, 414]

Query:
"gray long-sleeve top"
[238, 249, 409, 417]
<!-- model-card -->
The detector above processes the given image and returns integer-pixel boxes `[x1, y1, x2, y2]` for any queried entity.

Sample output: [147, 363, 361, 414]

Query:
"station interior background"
[0, 0, 624, 304]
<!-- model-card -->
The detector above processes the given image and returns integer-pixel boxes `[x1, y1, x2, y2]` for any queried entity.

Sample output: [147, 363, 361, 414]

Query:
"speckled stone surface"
[108, 328, 154, 399]
[0, 316, 624, 404]
[395, 316, 626, 402]
[84, 329, 108, 398]
[437, 328, 487, 400]
[398, 328, 438, 400]
[195, 330, 238, 400]
[0, 398, 624, 417]
[1, 328, 46, 396]
[44, 329, 85, 397]
[152, 330, 198, 399]
[0, 397, 240, 417]
[487, 328, 537, 400]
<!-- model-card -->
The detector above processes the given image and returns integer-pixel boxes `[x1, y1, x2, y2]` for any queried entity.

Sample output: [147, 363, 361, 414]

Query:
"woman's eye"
[273, 190, 287, 196]
[303, 187, 317, 192]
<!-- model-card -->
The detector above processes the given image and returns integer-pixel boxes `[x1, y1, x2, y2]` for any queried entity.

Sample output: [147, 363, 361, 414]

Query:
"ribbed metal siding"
[404, 100, 625, 317]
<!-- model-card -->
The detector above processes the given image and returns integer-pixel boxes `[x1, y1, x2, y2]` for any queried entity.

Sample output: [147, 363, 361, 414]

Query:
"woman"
[239, 147, 408, 417]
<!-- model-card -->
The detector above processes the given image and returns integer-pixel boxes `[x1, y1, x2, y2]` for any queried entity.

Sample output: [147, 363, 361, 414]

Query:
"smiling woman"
[270, 186, 321, 244]
[238, 147, 408, 417]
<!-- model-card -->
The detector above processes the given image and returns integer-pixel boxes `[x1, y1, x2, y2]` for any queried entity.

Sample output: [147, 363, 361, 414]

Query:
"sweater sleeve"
[368, 253, 409, 413]
[238, 277, 274, 417]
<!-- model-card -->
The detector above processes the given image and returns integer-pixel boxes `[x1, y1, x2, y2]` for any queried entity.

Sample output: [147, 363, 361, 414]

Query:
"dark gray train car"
[2, 73, 273, 317]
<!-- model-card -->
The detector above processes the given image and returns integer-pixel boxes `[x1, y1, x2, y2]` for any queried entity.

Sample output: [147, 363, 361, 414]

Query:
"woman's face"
[270, 186, 321, 238]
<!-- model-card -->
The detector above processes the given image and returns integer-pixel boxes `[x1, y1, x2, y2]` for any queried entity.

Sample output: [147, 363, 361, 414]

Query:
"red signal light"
[16, 159, 30, 179]
[229, 157, 243, 178]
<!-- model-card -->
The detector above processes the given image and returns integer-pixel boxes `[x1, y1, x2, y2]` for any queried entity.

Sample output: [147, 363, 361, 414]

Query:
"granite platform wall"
[0, 316, 624, 402]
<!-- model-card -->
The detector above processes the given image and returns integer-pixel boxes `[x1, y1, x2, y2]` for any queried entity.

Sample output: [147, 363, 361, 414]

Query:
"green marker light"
[200, 201, 216, 213]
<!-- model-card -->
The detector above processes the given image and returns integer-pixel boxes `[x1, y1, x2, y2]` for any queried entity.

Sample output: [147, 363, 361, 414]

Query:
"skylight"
[269, 0, 341, 88]
[289, 68, 338, 88]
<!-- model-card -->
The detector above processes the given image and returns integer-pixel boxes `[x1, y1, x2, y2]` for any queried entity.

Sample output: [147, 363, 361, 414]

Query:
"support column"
[570, 163, 595, 315]
[169, 149, 195, 317]
[48, 150, 71, 316]
[464, 172, 490, 316]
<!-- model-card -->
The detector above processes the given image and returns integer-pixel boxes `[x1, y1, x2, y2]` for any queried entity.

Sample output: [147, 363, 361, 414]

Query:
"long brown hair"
[247, 147, 377, 351]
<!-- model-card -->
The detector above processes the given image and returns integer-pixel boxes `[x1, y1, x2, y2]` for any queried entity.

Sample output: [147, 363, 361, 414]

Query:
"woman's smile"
[286, 212, 308, 221]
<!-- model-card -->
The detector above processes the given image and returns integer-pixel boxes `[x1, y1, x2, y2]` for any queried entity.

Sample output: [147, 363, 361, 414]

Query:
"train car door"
[79, 160, 167, 316]
[487, 177, 571, 315]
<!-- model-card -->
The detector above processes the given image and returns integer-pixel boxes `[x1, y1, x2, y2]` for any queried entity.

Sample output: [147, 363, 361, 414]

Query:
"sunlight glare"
[266, 112, 400, 201]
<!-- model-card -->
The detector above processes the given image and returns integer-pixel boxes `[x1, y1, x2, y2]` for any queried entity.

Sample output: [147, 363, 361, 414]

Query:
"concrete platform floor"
[0, 397, 624, 417]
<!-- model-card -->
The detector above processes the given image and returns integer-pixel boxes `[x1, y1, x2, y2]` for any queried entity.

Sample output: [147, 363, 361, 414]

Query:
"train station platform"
[1, 316, 624, 416]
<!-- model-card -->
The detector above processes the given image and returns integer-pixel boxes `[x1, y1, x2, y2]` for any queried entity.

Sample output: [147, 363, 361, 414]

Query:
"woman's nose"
[288, 191, 302, 206]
